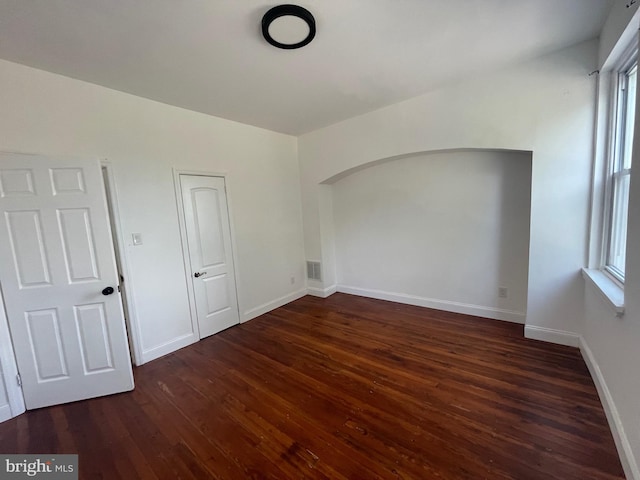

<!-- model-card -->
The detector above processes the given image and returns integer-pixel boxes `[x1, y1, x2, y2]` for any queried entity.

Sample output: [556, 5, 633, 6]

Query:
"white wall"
[581, 4, 640, 478]
[0, 59, 306, 364]
[299, 40, 597, 340]
[331, 150, 531, 322]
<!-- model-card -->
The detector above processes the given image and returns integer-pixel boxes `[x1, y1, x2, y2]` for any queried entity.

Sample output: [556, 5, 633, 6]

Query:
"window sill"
[581, 268, 625, 316]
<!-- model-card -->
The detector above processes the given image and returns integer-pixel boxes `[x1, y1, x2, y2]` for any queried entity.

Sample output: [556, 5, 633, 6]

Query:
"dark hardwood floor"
[0, 294, 625, 479]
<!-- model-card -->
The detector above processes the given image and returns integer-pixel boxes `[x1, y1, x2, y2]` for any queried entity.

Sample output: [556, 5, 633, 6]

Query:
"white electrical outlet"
[290, 276, 295, 285]
[498, 287, 508, 298]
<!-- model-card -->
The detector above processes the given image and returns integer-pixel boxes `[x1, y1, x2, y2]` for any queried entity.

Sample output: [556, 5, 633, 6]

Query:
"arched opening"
[320, 148, 533, 323]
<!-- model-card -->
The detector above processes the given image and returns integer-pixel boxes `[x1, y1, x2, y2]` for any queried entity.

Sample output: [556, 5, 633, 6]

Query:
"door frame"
[101, 161, 143, 365]
[0, 292, 25, 421]
[172, 169, 242, 339]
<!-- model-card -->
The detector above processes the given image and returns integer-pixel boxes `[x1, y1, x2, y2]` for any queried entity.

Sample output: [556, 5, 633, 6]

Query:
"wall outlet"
[290, 276, 295, 285]
[498, 287, 508, 298]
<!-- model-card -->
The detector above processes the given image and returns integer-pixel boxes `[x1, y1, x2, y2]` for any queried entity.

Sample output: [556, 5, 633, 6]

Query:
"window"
[605, 56, 636, 283]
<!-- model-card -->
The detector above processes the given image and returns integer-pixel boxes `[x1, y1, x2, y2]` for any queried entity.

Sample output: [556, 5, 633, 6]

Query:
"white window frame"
[601, 46, 637, 286]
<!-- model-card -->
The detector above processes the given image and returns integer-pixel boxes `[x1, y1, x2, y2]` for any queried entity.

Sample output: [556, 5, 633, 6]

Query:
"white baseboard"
[523, 325, 581, 347]
[580, 337, 639, 480]
[140, 289, 310, 364]
[140, 332, 198, 365]
[307, 284, 337, 298]
[337, 285, 526, 324]
[242, 288, 308, 322]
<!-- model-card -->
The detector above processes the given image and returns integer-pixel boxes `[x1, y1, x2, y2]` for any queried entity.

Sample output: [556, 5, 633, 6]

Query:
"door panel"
[0, 169, 36, 197]
[0, 152, 134, 409]
[180, 175, 239, 338]
[26, 308, 68, 381]
[204, 274, 230, 314]
[57, 208, 100, 282]
[5, 210, 51, 286]
[193, 188, 225, 267]
[74, 303, 114, 373]
[50, 168, 85, 194]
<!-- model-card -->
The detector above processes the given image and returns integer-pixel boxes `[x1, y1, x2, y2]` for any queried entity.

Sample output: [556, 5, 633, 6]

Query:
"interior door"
[180, 175, 239, 338]
[0, 152, 134, 409]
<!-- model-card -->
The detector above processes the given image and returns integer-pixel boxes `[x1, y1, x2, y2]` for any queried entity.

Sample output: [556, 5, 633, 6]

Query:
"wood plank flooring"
[0, 293, 625, 479]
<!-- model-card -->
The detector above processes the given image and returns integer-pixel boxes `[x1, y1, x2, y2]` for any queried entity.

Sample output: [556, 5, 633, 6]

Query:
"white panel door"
[180, 175, 239, 338]
[0, 152, 134, 409]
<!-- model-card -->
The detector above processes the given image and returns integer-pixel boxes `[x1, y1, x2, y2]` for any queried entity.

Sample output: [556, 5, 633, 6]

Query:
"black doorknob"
[102, 286, 115, 296]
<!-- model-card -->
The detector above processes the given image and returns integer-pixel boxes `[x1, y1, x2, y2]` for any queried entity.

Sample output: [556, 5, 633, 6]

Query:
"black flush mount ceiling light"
[262, 4, 316, 49]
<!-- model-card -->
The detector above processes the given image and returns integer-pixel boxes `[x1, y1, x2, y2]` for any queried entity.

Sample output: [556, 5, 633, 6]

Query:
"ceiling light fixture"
[262, 4, 316, 50]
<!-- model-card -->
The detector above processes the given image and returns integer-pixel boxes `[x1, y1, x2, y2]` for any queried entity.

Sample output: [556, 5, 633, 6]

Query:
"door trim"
[101, 162, 143, 365]
[172, 169, 242, 339]
[0, 291, 25, 421]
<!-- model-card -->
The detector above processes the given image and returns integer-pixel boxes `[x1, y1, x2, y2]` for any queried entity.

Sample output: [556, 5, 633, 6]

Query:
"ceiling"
[0, 0, 612, 135]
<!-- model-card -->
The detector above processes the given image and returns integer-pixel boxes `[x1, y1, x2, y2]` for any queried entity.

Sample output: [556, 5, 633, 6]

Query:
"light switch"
[132, 233, 143, 246]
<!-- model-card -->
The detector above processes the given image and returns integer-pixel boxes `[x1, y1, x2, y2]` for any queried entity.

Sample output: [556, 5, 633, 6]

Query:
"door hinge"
[16, 373, 21, 387]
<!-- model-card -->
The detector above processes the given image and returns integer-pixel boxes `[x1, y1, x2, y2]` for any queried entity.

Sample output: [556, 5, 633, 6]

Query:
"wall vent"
[306, 261, 322, 281]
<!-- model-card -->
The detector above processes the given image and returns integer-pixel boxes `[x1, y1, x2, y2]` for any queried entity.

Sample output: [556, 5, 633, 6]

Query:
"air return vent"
[306, 261, 322, 281]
